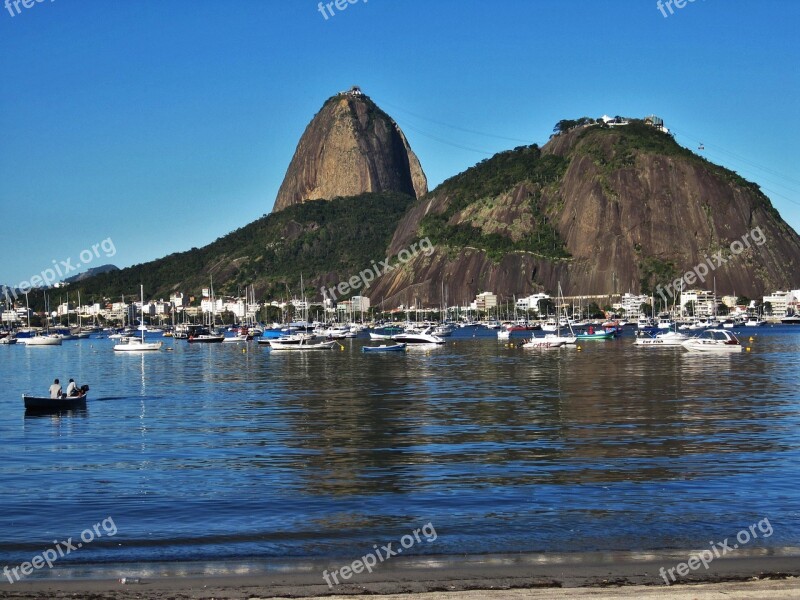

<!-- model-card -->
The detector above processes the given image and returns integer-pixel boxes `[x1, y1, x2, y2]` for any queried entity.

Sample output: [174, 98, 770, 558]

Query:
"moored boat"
[18, 333, 62, 346]
[575, 329, 614, 340]
[114, 285, 164, 351]
[634, 330, 688, 347]
[521, 338, 565, 349]
[681, 329, 743, 353]
[269, 336, 337, 350]
[362, 343, 406, 353]
[393, 327, 445, 345]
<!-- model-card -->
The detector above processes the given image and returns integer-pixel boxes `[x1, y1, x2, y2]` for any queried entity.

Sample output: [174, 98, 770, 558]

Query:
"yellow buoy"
[746, 347, 751, 352]
[749, 337, 754, 342]
[577, 345, 582, 351]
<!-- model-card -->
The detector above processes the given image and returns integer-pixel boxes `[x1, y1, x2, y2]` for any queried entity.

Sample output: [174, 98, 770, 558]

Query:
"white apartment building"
[475, 292, 498, 312]
[762, 290, 800, 316]
[680, 290, 716, 317]
[516, 293, 551, 311]
[620, 293, 649, 317]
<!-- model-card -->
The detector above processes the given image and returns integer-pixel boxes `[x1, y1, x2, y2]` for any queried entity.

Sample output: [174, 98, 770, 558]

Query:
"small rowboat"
[362, 343, 406, 353]
[23, 392, 87, 412]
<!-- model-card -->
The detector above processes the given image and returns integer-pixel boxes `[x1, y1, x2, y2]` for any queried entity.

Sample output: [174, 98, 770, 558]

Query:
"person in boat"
[66, 378, 79, 397]
[49, 378, 63, 399]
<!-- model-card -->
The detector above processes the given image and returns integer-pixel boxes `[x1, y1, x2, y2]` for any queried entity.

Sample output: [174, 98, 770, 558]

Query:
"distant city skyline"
[2, 0, 798, 286]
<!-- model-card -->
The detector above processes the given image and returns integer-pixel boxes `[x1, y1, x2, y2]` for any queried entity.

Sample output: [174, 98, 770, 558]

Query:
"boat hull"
[270, 340, 337, 351]
[187, 335, 225, 343]
[575, 332, 614, 340]
[114, 340, 163, 351]
[522, 340, 565, 349]
[19, 336, 62, 346]
[362, 344, 406, 352]
[23, 393, 87, 412]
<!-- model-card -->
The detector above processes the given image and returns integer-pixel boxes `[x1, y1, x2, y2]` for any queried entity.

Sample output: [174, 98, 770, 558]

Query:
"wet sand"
[0, 554, 797, 599]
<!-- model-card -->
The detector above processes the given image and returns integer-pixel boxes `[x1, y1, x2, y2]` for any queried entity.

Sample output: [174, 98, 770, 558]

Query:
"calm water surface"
[1, 327, 799, 572]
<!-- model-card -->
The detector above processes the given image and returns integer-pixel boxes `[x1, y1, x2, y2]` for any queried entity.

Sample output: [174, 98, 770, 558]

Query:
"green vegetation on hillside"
[573, 121, 779, 218]
[71, 192, 413, 303]
[420, 145, 570, 260]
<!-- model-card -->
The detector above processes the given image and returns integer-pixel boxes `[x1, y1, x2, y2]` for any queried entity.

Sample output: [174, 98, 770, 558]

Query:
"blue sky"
[1, 0, 798, 288]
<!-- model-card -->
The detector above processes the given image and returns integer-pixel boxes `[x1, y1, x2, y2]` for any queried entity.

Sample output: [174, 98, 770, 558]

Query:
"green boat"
[575, 330, 614, 340]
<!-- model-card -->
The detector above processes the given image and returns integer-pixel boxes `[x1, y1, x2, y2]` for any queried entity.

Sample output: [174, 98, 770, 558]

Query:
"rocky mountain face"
[273, 88, 427, 212]
[370, 121, 800, 305]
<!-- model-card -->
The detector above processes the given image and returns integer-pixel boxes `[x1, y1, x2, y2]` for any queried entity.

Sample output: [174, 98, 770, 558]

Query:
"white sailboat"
[18, 291, 62, 346]
[114, 285, 163, 352]
[524, 283, 576, 346]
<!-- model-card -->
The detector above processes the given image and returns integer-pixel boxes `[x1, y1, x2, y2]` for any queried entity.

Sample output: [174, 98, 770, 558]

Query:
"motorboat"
[222, 334, 249, 343]
[521, 338, 565, 349]
[184, 324, 225, 343]
[541, 318, 558, 332]
[433, 323, 455, 337]
[744, 315, 766, 327]
[634, 330, 689, 346]
[656, 316, 675, 330]
[369, 332, 394, 340]
[682, 329, 743, 353]
[393, 327, 445, 345]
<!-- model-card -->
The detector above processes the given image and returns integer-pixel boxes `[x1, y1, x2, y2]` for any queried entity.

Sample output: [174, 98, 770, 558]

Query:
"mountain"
[68, 193, 413, 303]
[66, 113, 800, 310]
[273, 87, 427, 213]
[64, 264, 119, 284]
[369, 119, 800, 305]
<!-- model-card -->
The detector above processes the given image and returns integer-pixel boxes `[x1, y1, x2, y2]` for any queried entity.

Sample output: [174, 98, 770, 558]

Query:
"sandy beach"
[1, 554, 797, 599]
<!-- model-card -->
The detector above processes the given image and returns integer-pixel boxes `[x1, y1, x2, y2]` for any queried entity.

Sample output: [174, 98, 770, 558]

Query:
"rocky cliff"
[370, 120, 800, 305]
[273, 88, 427, 212]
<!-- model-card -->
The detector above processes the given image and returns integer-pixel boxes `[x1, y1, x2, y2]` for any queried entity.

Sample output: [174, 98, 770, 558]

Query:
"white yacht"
[393, 327, 445, 345]
[682, 329, 743, 353]
[634, 330, 689, 347]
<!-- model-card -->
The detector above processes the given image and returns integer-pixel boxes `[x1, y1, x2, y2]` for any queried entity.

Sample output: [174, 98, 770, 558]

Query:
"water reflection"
[1, 330, 799, 562]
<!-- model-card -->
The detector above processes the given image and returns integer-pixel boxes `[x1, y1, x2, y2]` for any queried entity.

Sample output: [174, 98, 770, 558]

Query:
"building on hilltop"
[341, 85, 363, 97]
[644, 115, 670, 134]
